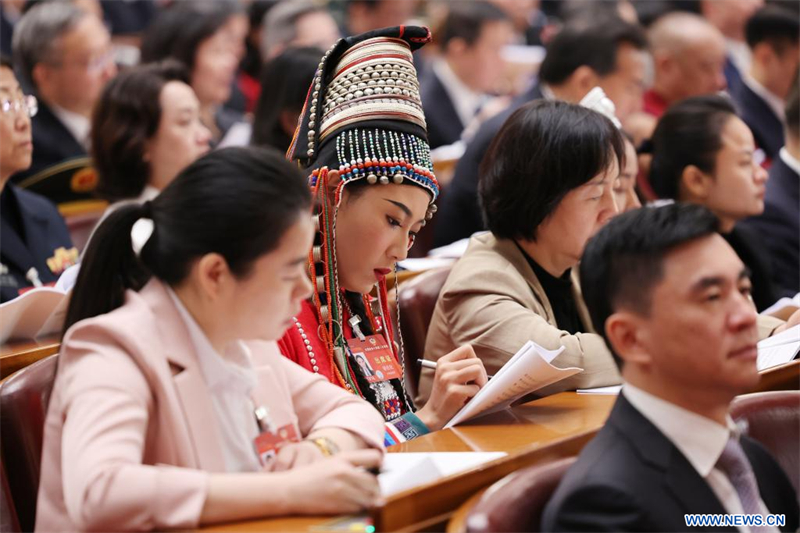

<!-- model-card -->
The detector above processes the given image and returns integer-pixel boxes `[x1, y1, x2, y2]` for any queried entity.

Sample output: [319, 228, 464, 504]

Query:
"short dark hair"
[745, 6, 799, 55]
[538, 18, 647, 85]
[141, 1, 243, 71]
[438, 1, 510, 50]
[65, 146, 311, 334]
[0, 54, 12, 70]
[580, 203, 720, 367]
[251, 46, 322, 153]
[649, 94, 737, 200]
[91, 60, 190, 202]
[479, 100, 625, 241]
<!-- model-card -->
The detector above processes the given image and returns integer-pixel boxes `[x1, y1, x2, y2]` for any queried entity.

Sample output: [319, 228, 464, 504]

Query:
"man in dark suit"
[730, 6, 799, 162]
[10, 2, 115, 206]
[434, 18, 648, 247]
[543, 204, 799, 532]
[419, 2, 512, 149]
[741, 81, 800, 298]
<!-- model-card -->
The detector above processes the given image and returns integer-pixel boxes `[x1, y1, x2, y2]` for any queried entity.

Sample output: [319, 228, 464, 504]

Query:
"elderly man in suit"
[543, 203, 799, 532]
[11, 2, 115, 205]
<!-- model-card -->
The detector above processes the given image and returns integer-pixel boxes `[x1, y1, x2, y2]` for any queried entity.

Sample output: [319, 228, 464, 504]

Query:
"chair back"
[397, 267, 452, 400]
[730, 390, 800, 492]
[464, 456, 577, 533]
[0, 355, 58, 532]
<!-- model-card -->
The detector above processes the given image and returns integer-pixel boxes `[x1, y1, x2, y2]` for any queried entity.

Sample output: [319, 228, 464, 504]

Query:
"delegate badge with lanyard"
[346, 315, 402, 384]
[252, 405, 300, 466]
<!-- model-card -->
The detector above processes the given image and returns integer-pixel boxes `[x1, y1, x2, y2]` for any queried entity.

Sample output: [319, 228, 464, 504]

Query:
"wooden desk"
[0, 336, 59, 380]
[200, 393, 617, 533]
[752, 360, 799, 393]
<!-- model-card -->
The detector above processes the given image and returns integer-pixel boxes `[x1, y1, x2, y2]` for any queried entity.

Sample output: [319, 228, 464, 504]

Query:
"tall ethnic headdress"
[288, 26, 438, 395]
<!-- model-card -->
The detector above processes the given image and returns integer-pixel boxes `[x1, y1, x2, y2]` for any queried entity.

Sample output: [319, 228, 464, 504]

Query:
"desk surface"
[200, 393, 617, 532]
[0, 336, 60, 380]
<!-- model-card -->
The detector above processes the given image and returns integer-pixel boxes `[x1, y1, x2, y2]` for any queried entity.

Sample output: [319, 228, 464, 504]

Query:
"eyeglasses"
[1, 95, 38, 118]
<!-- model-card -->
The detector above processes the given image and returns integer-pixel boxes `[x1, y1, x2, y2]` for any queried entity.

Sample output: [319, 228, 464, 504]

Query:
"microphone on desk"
[417, 359, 494, 380]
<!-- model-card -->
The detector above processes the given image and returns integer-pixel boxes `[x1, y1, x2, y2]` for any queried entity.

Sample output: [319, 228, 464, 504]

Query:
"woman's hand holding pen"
[414, 345, 488, 432]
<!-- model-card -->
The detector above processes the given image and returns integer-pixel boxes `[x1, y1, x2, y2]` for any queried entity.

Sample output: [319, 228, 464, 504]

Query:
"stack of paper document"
[379, 452, 506, 497]
[445, 341, 582, 428]
[0, 287, 70, 344]
[757, 324, 800, 371]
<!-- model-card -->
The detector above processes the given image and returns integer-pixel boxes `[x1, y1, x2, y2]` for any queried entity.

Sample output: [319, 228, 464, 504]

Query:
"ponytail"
[62, 203, 151, 335]
[62, 146, 312, 337]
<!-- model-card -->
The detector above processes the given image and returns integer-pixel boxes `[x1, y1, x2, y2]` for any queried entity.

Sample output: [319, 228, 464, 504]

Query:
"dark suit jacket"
[0, 185, 76, 302]
[542, 395, 799, 532]
[731, 81, 784, 161]
[433, 84, 544, 248]
[419, 66, 465, 149]
[741, 154, 799, 298]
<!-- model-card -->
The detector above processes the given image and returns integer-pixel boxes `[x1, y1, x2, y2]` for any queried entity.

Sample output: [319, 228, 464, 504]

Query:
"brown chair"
[0, 355, 58, 532]
[462, 456, 577, 533]
[1, 459, 20, 533]
[730, 390, 800, 493]
[397, 266, 452, 400]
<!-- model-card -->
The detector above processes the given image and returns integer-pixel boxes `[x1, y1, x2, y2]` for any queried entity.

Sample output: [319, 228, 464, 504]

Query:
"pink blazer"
[35, 280, 385, 532]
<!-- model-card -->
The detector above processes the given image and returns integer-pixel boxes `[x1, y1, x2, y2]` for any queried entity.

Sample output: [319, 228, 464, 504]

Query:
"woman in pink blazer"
[36, 147, 385, 532]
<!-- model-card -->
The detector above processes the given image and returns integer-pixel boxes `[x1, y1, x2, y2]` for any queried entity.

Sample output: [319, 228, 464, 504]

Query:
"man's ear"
[193, 253, 232, 302]
[31, 63, 51, 94]
[680, 164, 713, 201]
[572, 65, 601, 96]
[444, 36, 468, 58]
[606, 311, 653, 367]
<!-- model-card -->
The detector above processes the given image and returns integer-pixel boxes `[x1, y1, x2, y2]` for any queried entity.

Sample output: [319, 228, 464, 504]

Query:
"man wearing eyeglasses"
[10, 2, 116, 207]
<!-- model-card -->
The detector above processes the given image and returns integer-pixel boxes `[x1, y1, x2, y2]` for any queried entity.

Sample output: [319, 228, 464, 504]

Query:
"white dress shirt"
[433, 59, 485, 128]
[779, 147, 800, 176]
[623, 384, 778, 533]
[167, 288, 262, 473]
[50, 104, 91, 150]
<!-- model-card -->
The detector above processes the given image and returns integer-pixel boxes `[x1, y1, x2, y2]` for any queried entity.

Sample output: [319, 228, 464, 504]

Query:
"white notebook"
[445, 341, 582, 428]
[379, 452, 506, 497]
[757, 324, 800, 371]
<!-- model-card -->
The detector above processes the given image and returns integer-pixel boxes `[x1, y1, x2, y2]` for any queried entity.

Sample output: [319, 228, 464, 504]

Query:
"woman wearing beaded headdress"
[279, 26, 488, 445]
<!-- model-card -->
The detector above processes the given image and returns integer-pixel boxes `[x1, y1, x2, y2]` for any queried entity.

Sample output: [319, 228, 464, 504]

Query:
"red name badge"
[348, 334, 402, 384]
[253, 424, 300, 466]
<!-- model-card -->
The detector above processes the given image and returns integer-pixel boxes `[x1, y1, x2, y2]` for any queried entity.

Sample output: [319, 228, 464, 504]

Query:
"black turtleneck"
[516, 243, 583, 335]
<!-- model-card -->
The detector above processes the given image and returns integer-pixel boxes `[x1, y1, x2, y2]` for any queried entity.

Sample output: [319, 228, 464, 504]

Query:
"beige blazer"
[416, 233, 785, 406]
[416, 233, 621, 405]
[35, 280, 385, 532]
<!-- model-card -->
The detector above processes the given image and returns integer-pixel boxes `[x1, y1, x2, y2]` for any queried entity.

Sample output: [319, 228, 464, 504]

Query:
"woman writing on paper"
[278, 26, 488, 445]
[36, 147, 384, 532]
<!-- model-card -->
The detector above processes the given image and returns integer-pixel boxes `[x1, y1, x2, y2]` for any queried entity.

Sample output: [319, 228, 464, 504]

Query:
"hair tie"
[131, 201, 155, 257]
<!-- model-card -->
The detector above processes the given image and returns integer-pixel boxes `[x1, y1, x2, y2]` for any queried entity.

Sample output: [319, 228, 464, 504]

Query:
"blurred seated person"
[419, 1, 514, 149]
[344, 0, 416, 35]
[615, 133, 642, 213]
[434, 18, 648, 247]
[260, 1, 339, 62]
[141, 1, 247, 146]
[643, 12, 727, 119]
[0, 56, 76, 302]
[543, 203, 799, 532]
[730, 6, 799, 162]
[250, 47, 321, 154]
[741, 80, 800, 298]
[92, 60, 211, 222]
[36, 147, 384, 531]
[418, 101, 625, 405]
[700, 0, 764, 92]
[649, 95, 779, 313]
[235, 1, 279, 114]
[10, 2, 115, 205]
